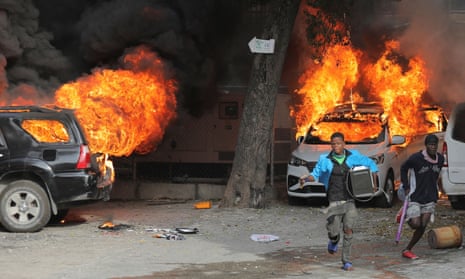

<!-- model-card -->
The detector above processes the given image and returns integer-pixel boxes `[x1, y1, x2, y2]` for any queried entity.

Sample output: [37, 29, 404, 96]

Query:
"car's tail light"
[442, 141, 448, 167]
[76, 145, 92, 169]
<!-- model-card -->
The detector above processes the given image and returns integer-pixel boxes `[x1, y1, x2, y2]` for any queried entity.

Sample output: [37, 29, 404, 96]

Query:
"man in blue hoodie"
[300, 132, 378, 271]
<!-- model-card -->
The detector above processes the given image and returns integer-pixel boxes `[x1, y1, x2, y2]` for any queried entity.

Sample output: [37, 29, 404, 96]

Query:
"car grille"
[298, 185, 326, 193]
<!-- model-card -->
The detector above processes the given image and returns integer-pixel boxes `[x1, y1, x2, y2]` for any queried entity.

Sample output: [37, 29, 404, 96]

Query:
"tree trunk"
[221, 0, 301, 208]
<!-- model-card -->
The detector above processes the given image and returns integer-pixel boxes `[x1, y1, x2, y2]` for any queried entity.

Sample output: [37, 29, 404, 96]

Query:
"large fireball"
[55, 46, 177, 156]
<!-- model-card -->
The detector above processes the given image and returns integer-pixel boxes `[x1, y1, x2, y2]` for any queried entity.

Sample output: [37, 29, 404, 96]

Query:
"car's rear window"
[21, 119, 70, 143]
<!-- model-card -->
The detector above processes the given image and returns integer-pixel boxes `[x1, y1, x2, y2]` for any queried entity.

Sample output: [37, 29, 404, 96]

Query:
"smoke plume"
[395, 0, 465, 110]
[350, 0, 465, 110]
[0, 0, 241, 114]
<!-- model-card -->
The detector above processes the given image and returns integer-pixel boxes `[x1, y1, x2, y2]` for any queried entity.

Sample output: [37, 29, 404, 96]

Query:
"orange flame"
[21, 119, 70, 143]
[363, 40, 428, 137]
[98, 221, 115, 229]
[55, 46, 177, 156]
[291, 44, 361, 137]
[292, 39, 440, 143]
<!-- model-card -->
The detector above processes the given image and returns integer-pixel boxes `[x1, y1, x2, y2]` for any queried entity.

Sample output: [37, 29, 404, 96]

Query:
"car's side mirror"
[297, 136, 304, 144]
[391, 135, 406, 145]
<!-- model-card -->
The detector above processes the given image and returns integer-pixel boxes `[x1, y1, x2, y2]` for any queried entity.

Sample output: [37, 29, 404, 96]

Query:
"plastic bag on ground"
[250, 234, 279, 242]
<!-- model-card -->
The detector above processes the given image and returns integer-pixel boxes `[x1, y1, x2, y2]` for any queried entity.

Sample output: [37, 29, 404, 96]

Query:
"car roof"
[0, 105, 76, 118]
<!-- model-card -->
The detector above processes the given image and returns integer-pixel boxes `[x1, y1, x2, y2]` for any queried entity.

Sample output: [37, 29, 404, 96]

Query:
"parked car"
[287, 102, 405, 208]
[0, 106, 113, 232]
[440, 102, 465, 209]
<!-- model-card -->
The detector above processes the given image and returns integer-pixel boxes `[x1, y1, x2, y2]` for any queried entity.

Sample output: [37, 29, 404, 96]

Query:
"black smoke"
[350, 0, 465, 109]
[287, 0, 465, 110]
[0, 0, 244, 116]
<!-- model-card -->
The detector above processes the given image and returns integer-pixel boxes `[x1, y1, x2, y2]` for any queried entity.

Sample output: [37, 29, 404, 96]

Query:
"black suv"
[0, 106, 112, 232]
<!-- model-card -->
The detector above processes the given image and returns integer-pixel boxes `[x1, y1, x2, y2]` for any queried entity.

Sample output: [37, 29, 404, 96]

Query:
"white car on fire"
[286, 102, 406, 208]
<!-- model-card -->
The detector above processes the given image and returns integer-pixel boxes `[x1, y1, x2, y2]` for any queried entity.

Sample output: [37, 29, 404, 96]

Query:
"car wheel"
[450, 196, 465, 210]
[48, 209, 70, 224]
[0, 180, 51, 232]
[375, 176, 394, 208]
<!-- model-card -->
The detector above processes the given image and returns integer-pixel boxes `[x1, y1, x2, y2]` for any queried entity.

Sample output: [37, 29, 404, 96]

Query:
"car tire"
[450, 196, 465, 210]
[0, 180, 51, 232]
[374, 175, 394, 208]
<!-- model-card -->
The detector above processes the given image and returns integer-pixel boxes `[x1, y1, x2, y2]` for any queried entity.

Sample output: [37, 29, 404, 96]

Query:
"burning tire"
[0, 180, 51, 232]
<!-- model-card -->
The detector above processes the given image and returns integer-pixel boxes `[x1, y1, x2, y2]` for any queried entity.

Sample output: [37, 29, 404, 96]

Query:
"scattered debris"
[98, 221, 132, 230]
[175, 227, 199, 234]
[194, 200, 212, 209]
[146, 227, 198, 239]
[153, 233, 185, 240]
[145, 228, 176, 234]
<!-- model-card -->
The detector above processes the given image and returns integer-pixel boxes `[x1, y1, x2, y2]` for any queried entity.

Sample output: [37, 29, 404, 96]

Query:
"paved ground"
[1, 196, 465, 279]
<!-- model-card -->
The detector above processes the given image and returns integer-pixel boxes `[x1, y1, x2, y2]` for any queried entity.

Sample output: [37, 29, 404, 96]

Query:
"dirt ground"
[1, 195, 465, 279]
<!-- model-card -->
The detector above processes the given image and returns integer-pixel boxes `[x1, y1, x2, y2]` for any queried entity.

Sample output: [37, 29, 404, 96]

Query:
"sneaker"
[342, 262, 353, 271]
[327, 240, 338, 254]
[402, 250, 419, 259]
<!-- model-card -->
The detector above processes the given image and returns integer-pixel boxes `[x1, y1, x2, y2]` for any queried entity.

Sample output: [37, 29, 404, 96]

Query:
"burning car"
[287, 101, 448, 208]
[0, 106, 113, 232]
[287, 102, 406, 208]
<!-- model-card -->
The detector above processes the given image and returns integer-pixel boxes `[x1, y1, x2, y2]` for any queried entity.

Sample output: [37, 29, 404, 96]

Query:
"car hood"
[292, 142, 385, 162]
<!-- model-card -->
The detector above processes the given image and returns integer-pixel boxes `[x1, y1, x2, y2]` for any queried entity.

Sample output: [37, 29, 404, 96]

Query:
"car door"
[0, 127, 10, 174]
[446, 102, 465, 183]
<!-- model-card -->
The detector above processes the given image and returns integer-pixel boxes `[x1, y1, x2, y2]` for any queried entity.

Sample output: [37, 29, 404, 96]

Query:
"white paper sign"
[248, 37, 275, 54]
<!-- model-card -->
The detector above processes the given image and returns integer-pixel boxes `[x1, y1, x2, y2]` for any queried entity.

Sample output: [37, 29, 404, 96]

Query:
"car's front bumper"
[287, 164, 327, 198]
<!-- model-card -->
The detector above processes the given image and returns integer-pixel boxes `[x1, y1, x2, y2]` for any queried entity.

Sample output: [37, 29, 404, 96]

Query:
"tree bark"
[221, 0, 301, 208]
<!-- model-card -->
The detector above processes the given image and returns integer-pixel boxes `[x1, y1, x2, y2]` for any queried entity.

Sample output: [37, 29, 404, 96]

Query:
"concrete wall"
[109, 179, 286, 202]
[110, 179, 226, 201]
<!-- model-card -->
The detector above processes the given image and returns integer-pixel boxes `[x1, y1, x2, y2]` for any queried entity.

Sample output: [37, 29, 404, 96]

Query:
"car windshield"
[304, 111, 385, 144]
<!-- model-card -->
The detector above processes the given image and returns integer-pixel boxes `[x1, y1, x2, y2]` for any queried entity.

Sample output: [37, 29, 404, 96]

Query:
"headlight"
[289, 155, 308, 166]
[370, 154, 385, 165]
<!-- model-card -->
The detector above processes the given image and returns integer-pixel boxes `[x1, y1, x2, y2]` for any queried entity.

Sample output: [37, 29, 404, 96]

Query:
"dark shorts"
[406, 201, 435, 219]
